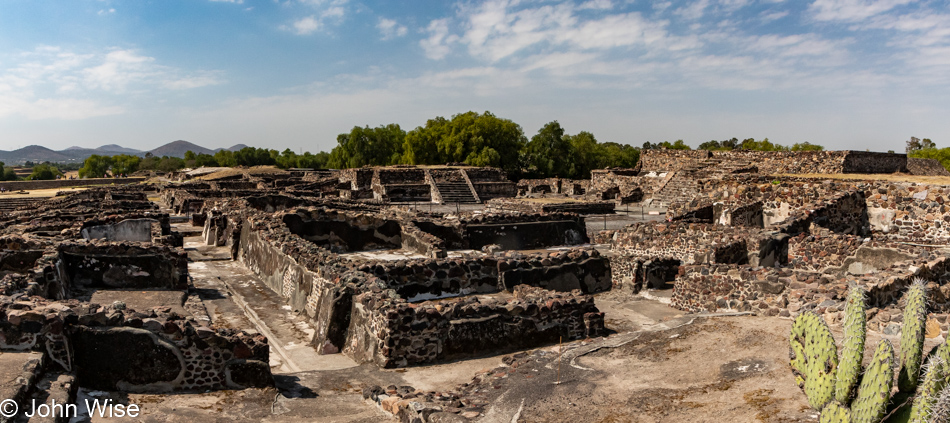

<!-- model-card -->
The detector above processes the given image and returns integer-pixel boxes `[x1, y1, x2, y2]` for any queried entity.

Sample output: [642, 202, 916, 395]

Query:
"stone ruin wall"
[0, 236, 271, 393]
[345, 285, 604, 368]
[1, 296, 271, 392]
[613, 169, 950, 338]
[233, 206, 610, 367]
[908, 158, 950, 176]
[485, 198, 615, 215]
[639, 149, 915, 175]
[681, 175, 950, 243]
[587, 169, 648, 202]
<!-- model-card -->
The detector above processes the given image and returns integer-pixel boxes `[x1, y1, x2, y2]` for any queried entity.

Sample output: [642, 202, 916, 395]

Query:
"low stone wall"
[0, 297, 271, 392]
[776, 190, 869, 236]
[486, 198, 615, 215]
[57, 242, 188, 291]
[588, 169, 646, 203]
[0, 177, 145, 191]
[639, 150, 909, 175]
[638, 150, 711, 173]
[671, 264, 792, 314]
[908, 158, 950, 176]
[498, 250, 611, 294]
[344, 286, 604, 368]
[669, 245, 950, 326]
[611, 222, 754, 265]
[464, 219, 588, 250]
[282, 208, 402, 252]
[472, 182, 517, 201]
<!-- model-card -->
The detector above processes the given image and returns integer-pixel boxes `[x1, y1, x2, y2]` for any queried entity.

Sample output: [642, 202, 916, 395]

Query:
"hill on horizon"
[147, 140, 216, 158]
[0, 140, 257, 164]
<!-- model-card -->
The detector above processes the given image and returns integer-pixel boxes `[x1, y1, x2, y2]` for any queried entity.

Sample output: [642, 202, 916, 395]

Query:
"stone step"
[434, 182, 477, 204]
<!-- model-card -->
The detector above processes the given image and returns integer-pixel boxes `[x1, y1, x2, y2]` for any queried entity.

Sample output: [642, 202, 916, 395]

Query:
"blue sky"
[1, 0, 948, 153]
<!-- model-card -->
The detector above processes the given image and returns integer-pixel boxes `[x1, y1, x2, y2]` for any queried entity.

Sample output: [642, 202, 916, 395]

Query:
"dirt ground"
[0, 186, 87, 198]
[467, 315, 814, 423]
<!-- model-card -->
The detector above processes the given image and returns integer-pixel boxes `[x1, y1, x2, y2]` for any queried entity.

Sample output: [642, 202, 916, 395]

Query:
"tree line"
[905, 137, 950, 171]
[66, 110, 844, 180]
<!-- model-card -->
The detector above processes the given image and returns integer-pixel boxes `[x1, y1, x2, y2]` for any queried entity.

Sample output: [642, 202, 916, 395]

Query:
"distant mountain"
[0, 145, 73, 163]
[0, 141, 255, 164]
[97, 144, 141, 154]
[148, 140, 216, 158]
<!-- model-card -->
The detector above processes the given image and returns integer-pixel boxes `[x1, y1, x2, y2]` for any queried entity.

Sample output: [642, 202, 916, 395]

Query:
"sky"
[1, 0, 949, 153]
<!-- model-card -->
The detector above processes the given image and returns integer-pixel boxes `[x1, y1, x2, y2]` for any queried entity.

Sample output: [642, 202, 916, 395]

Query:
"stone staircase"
[426, 168, 480, 204]
[0, 197, 41, 216]
[651, 159, 719, 207]
[434, 182, 479, 204]
[651, 157, 758, 207]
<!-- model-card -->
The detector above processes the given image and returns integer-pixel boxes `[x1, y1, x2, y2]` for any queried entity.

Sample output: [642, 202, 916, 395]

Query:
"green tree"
[599, 142, 640, 169]
[791, 142, 824, 151]
[194, 153, 219, 167]
[0, 161, 18, 181]
[214, 150, 236, 167]
[28, 163, 62, 180]
[329, 124, 406, 168]
[296, 151, 329, 169]
[233, 147, 276, 167]
[662, 140, 691, 150]
[156, 156, 186, 172]
[908, 139, 950, 172]
[111, 154, 141, 176]
[402, 111, 526, 174]
[906, 137, 936, 153]
[525, 121, 575, 178]
[740, 138, 789, 151]
[698, 138, 739, 151]
[565, 131, 602, 178]
[78, 155, 114, 178]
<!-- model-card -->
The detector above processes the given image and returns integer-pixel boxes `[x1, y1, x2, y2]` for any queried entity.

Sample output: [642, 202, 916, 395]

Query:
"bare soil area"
[507, 316, 815, 423]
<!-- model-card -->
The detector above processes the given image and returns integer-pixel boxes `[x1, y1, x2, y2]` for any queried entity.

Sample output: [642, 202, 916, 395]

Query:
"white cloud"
[97, 8, 115, 16]
[578, 0, 613, 10]
[809, 0, 915, 22]
[322, 6, 344, 19]
[761, 10, 789, 22]
[377, 18, 408, 40]
[421, 19, 458, 60]
[674, 0, 710, 20]
[289, 16, 322, 35]
[284, 0, 348, 35]
[209, 0, 243, 3]
[447, 0, 675, 62]
[0, 46, 222, 120]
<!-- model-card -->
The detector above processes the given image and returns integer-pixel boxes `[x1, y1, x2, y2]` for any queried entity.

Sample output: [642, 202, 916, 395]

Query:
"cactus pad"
[899, 279, 929, 393]
[851, 339, 895, 423]
[790, 311, 838, 410]
[835, 286, 866, 404]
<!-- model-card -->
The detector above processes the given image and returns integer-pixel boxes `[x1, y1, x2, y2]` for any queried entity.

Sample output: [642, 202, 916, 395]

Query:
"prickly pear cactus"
[835, 286, 866, 404]
[791, 311, 820, 389]
[909, 349, 950, 423]
[819, 401, 850, 423]
[930, 387, 950, 423]
[899, 279, 929, 393]
[851, 340, 895, 423]
[789, 310, 839, 410]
